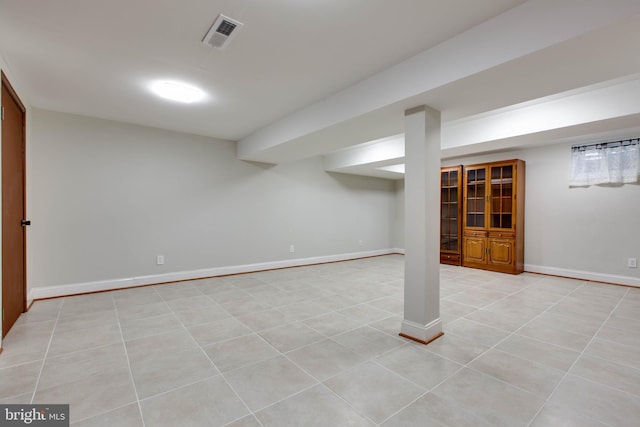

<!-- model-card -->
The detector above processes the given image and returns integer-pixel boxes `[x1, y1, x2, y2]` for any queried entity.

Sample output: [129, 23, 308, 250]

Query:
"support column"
[400, 105, 443, 344]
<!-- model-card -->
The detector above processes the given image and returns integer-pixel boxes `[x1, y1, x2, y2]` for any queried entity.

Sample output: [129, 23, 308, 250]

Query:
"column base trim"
[399, 331, 444, 345]
[399, 318, 443, 345]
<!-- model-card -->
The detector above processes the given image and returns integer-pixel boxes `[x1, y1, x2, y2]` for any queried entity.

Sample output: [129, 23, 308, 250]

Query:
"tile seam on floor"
[258, 322, 328, 353]
[318, 375, 383, 426]
[28, 296, 63, 404]
[567, 352, 640, 399]
[435, 366, 546, 427]
[243, 382, 321, 422]
[12, 258, 637, 427]
[370, 355, 469, 426]
[71, 402, 140, 426]
[484, 279, 601, 357]
[420, 331, 490, 366]
[525, 285, 631, 427]
[434, 282, 596, 426]
[251, 326, 382, 425]
[588, 332, 640, 351]
[497, 333, 582, 363]
[167, 295, 257, 424]
[113, 292, 148, 427]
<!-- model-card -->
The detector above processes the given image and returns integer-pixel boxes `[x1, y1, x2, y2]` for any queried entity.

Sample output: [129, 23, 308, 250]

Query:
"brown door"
[1, 73, 27, 338]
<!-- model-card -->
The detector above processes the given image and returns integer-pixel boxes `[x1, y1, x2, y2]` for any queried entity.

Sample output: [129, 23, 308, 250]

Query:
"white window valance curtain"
[570, 139, 639, 186]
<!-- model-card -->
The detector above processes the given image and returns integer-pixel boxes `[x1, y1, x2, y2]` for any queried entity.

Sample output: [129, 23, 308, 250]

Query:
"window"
[570, 139, 639, 186]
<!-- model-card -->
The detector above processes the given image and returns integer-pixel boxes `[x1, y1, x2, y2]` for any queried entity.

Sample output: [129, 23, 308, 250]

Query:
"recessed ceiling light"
[150, 80, 206, 103]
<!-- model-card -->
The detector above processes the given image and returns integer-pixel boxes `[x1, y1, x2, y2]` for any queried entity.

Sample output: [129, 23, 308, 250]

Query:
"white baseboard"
[28, 249, 397, 302]
[400, 318, 443, 343]
[27, 251, 638, 305]
[524, 264, 639, 288]
[392, 248, 638, 288]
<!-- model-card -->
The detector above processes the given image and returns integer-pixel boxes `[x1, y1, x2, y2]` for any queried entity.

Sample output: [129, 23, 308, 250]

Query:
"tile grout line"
[292, 336, 412, 426]
[10, 258, 636, 426]
[208, 291, 402, 425]
[232, 381, 320, 424]
[164, 286, 260, 426]
[429, 279, 592, 426]
[371, 356, 466, 426]
[225, 268, 564, 424]
[377, 367, 475, 427]
[114, 292, 148, 427]
[288, 274, 536, 425]
[524, 283, 629, 427]
[28, 298, 64, 404]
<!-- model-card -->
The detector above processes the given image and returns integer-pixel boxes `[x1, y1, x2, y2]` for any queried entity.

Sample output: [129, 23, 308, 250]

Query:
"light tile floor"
[1, 255, 639, 426]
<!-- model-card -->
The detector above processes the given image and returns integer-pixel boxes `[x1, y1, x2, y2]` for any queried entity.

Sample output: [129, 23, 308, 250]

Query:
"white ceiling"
[0, 0, 525, 139]
[2, 0, 640, 178]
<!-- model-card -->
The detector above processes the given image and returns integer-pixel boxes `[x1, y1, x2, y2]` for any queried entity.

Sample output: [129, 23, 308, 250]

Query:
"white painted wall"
[27, 109, 396, 294]
[17, 106, 640, 306]
[392, 179, 405, 250]
[393, 142, 640, 285]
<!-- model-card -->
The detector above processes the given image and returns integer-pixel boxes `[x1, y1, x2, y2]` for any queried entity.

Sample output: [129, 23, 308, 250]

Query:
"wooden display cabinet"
[440, 166, 463, 265]
[462, 159, 525, 274]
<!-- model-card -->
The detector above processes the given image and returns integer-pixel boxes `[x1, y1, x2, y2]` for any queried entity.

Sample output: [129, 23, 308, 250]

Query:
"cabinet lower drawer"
[440, 253, 461, 265]
[488, 231, 515, 239]
[464, 230, 488, 238]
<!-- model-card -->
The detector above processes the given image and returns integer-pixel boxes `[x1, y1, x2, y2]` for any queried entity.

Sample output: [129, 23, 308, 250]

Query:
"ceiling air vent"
[202, 14, 244, 50]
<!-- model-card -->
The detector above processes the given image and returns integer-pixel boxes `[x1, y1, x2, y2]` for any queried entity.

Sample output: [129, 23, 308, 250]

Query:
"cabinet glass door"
[465, 167, 486, 228]
[441, 169, 459, 251]
[490, 164, 513, 229]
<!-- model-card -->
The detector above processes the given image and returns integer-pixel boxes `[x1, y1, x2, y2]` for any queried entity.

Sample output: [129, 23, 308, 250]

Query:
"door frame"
[1, 70, 27, 338]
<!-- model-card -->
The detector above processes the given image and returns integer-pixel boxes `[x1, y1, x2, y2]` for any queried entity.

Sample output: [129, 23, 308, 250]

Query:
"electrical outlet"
[359, 240, 364, 246]
[289, 245, 295, 253]
[156, 255, 165, 265]
[629, 258, 637, 268]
